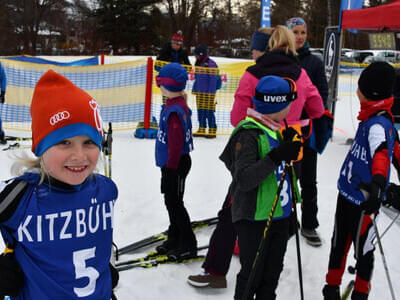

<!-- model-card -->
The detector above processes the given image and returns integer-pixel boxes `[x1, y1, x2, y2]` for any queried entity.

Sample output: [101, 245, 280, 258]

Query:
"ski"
[341, 280, 355, 300]
[116, 245, 208, 268]
[2, 142, 31, 151]
[116, 250, 207, 272]
[5, 135, 32, 141]
[117, 216, 218, 256]
[381, 205, 400, 226]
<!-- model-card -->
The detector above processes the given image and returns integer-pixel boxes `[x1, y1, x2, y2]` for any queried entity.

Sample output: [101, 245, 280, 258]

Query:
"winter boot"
[0, 131, 6, 145]
[155, 238, 179, 255]
[187, 271, 227, 288]
[206, 128, 217, 139]
[351, 290, 369, 300]
[193, 127, 206, 137]
[322, 284, 340, 300]
[167, 246, 197, 261]
[301, 227, 322, 247]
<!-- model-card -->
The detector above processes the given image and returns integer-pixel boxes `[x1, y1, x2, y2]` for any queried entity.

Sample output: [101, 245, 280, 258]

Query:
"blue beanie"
[285, 17, 307, 30]
[194, 44, 208, 58]
[250, 30, 271, 51]
[252, 75, 297, 114]
[156, 63, 188, 92]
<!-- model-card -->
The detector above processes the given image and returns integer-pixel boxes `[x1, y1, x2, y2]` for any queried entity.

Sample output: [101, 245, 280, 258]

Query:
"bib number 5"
[73, 247, 99, 297]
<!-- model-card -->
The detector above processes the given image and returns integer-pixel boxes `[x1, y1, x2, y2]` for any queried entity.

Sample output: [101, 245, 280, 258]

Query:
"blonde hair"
[10, 152, 46, 184]
[268, 25, 297, 55]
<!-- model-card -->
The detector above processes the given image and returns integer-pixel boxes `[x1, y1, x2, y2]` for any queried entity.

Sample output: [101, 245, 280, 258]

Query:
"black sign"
[323, 26, 341, 113]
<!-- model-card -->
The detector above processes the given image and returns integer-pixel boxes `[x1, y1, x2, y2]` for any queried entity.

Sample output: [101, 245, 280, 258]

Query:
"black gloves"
[161, 168, 179, 194]
[268, 127, 302, 165]
[384, 183, 400, 210]
[0, 91, 4, 104]
[359, 174, 386, 214]
[0, 251, 24, 298]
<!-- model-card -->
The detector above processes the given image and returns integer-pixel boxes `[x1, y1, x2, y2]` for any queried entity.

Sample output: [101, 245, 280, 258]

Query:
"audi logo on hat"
[50, 111, 70, 126]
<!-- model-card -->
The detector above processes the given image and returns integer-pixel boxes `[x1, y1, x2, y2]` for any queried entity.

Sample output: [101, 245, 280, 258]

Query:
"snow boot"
[167, 246, 197, 261]
[206, 128, 217, 139]
[187, 271, 227, 288]
[301, 227, 322, 247]
[351, 290, 368, 300]
[193, 127, 206, 137]
[155, 238, 179, 255]
[322, 284, 340, 300]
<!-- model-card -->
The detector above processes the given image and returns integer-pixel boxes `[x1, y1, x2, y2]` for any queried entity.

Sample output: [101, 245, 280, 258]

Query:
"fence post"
[144, 57, 153, 132]
[100, 54, 105, 65]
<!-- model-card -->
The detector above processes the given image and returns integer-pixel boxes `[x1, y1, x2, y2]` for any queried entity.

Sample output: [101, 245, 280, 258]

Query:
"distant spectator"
[0, 61, 7, 144]
[192, 44, 220, 138]
[155, 30, 191, 71]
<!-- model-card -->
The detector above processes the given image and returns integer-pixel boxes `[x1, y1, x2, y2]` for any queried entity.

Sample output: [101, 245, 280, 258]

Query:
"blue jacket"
[192, 56, 218, 94]
[155, 103, 194, 168]
[337, 116, 396, 205]
[0, 62, 6, 92]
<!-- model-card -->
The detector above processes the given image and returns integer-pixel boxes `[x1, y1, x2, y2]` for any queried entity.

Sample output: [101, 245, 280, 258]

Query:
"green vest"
[232, 117, 301, 220]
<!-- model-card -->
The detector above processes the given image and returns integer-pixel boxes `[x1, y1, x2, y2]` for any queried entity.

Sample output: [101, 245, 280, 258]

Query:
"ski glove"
[110, 263, 119, 299]
[359, 174, 386, 214]
[0, 91, 4, 104]
[384, 183, 400, 210]
[161, 167, 179, 194]
[281, 127, 300, 142]
[268, 140, 302, 165]
[0, 250, 24, 298]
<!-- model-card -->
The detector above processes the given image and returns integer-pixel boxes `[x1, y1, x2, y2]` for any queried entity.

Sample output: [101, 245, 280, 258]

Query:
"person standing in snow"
[221, 75, 301, 300]
[192, 44, 220, 138]
[154, 63, 197, 260]
[286, 16, 330, 247]
[323, 62, 400, 300]
[187, 27, 273, 289]
[0, 70, 119, 299]
[155, 30, 191, 71]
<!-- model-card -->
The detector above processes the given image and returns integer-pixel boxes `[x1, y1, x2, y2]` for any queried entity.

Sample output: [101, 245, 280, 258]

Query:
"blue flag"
[339, 0, 364, 32]
[260, 0, 271, 27]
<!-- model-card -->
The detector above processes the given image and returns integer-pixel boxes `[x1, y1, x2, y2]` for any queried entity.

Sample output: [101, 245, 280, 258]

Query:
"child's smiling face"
[42, 135, 100, 185]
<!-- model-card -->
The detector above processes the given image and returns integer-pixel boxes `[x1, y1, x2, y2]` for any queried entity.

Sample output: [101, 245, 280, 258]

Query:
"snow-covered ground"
[1, 66, 400, 299]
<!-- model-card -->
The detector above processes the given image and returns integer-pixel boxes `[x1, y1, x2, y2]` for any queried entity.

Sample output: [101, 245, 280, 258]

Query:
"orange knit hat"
[31, 70, 103, 156]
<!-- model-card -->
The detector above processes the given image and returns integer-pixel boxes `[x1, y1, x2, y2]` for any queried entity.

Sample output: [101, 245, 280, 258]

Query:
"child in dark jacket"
[155, 63, 197, 260]
[219, 75, 302, 300]
[323, 62, 400, 300]
[192, 44, 220, 138]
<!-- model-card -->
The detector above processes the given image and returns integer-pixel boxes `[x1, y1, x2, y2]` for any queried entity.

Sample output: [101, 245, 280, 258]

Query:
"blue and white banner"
[339, 0, 364, 32]
[260, 0, 271, 27]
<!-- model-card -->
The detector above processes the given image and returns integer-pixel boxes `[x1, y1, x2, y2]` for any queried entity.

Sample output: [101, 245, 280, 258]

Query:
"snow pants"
[161, 154, 196, 249]
[234, 218, 290, 300]
[325, 194, 376, 295]
[202, 191, 236, 275]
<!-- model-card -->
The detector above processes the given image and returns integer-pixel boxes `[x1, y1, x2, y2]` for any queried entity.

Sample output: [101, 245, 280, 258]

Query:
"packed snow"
[1, 60, 400, 299]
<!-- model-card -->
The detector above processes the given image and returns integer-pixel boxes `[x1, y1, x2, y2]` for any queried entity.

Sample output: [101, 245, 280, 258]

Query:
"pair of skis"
[115, 216, 218, 271]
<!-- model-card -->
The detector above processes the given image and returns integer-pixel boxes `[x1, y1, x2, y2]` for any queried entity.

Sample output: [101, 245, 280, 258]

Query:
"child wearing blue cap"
[155, 63, 197, 260]
[219, 75, 302, 300]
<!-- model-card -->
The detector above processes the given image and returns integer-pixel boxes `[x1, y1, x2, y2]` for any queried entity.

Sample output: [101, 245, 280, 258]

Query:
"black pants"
[299, 143, 319, 230]
[202, 191, 236, 275]
[326, 194, 375, 295]
[234, 218, 290, 300]
[161, 154, 196, 249]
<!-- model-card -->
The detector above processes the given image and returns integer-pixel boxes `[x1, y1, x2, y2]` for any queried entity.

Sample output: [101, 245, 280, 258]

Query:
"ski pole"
[372, 215, 396, 300]
[288, 165, 304, 300]
[241, 163, 290, 300]
[107, 122, 112, 179]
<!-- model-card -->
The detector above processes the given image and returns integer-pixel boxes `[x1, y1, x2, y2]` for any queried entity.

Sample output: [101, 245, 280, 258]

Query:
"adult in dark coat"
[155, 31, 191, 71]
[286, 17, 329, 247]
